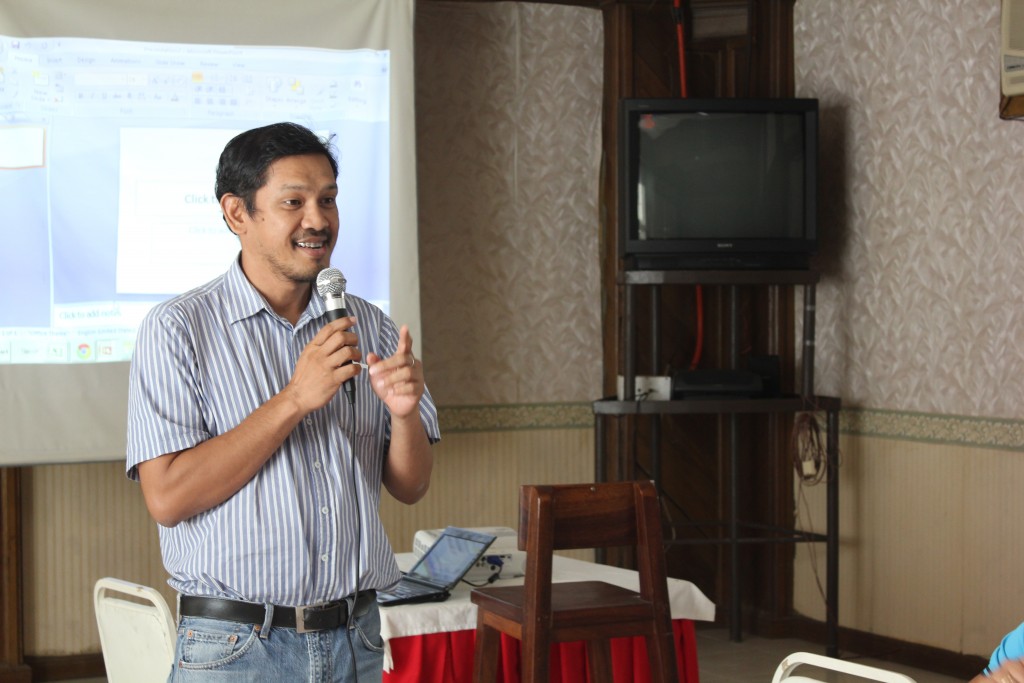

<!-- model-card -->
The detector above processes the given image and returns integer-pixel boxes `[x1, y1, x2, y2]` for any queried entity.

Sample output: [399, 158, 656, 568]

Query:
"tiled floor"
[695, 627, 965, 683]
[70, 629, 967, 682]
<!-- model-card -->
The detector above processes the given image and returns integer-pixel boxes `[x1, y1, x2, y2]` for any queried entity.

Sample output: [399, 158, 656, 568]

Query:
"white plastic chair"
[772, 651, 917, 683]
[94, 577, 177, 683]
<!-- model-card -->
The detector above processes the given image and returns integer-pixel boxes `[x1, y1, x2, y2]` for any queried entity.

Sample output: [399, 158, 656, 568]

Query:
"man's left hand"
[366, 325, 423, 418]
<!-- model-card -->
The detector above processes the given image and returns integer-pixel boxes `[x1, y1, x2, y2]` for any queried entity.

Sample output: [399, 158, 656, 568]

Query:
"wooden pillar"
[0, 468, 30, 683]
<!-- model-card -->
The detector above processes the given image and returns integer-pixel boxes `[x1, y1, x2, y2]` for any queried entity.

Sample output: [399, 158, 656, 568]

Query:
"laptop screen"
[407, 529, 494, 585]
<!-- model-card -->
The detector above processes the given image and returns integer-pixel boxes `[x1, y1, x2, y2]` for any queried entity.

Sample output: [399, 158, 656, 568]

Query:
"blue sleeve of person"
[988, 621, 1024, 674]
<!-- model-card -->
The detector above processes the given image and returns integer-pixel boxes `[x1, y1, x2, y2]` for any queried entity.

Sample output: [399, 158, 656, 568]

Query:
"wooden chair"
[470, 480, 678, 683]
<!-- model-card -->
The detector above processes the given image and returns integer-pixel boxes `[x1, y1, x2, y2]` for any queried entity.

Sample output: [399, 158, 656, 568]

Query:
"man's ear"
[220, 194, 248, 236]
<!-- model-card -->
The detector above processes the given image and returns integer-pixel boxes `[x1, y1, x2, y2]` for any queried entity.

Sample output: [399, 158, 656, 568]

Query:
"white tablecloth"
[378, 553, 715, 671]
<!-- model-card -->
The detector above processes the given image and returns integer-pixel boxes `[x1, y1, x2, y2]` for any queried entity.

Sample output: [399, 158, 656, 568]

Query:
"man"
[127, 122, 438, 682]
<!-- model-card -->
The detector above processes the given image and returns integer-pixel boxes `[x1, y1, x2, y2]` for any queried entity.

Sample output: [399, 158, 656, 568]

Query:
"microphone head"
[316, 267, 347, 299]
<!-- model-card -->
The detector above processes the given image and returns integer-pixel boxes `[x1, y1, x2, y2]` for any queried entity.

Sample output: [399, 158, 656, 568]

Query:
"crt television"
[618, 97, 819, 270]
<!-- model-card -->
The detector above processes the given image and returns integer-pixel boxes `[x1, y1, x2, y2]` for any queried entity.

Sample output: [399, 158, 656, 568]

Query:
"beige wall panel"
[962, 449, 1024, 656]
[22, 462, 169, 656]
[794, 433, 983, 654]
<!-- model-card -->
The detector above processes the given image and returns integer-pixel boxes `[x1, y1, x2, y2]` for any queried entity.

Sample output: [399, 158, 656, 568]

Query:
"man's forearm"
[382, 413, 433, 504]
[138, 388, 307, 527]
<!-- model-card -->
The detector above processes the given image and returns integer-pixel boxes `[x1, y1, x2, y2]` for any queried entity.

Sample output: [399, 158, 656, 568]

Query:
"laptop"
[377, 526, 497, 606]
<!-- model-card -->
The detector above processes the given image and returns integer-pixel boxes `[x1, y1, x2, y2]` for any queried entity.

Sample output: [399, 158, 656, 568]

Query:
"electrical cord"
[633, 388, 654, 402]
[672, 0, 688, 97]
[460, 556, 505, 587]
[796, 479, 827, 606]
[669, 0, 706, 372]
[790, 410, 842, 608]
[791, 411, 827, 485]
[632, 460, 713, 542]
[341, 398, 363, 683]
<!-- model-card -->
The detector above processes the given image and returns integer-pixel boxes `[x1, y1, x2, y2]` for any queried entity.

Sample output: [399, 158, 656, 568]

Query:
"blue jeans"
[167, 602, 385, 682]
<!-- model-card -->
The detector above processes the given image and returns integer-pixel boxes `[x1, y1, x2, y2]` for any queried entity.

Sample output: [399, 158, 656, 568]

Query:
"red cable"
[675, 0, 688, 98]
[674, 0, 702, 368]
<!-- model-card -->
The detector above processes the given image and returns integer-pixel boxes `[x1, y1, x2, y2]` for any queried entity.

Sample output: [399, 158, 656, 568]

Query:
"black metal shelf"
[594, 394, 840, 416]
[664, 521, 829, 545]
[595, 268, 839, 656]
[620, 269, 821, 286]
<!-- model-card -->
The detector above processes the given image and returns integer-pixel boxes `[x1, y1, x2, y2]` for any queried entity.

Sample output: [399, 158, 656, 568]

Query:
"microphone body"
[316, 268, 357, 405]
[322, 292, 348, 323]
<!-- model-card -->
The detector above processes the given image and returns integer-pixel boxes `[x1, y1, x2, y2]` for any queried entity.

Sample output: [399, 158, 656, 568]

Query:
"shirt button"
[313, 461, 322, 469]
[304, 417, 313, 425]
[321, 506, 329, 515]
[321, 554, 329, 563]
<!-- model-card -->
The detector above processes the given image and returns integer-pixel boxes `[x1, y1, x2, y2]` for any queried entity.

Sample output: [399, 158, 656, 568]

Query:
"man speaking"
[126, 122, 439, 682]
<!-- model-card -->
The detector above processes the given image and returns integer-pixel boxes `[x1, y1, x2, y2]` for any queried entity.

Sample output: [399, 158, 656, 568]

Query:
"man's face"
[231, 153, 339, 290]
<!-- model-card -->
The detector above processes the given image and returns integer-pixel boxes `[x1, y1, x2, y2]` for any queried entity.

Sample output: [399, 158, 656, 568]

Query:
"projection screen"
[0, 0, 420, 465]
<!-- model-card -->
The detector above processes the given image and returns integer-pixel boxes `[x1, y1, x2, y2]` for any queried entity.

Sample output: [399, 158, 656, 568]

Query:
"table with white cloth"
[379, 553, 715, 683]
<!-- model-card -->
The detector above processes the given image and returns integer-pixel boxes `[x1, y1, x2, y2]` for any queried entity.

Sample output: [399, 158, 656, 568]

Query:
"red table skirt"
[384, 619, 699, 683]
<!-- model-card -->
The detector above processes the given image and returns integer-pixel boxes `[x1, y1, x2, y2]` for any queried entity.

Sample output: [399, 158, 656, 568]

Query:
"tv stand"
[593, 268, 840, 655]
[624, 253, 812, 272]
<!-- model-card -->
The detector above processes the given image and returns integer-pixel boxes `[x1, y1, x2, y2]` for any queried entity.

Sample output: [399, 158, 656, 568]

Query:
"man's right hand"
[285, 316, 362, 414]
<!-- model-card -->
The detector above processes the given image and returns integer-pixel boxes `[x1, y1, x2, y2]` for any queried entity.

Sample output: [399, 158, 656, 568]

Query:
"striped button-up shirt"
[126, 257, 440, 606]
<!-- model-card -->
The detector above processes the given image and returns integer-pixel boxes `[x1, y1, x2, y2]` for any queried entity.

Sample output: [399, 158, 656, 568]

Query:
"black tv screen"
[619, 98, 818, 270]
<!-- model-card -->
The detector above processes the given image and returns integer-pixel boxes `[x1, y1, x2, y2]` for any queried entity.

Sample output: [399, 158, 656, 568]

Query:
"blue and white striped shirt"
[126, 257, 440, 606]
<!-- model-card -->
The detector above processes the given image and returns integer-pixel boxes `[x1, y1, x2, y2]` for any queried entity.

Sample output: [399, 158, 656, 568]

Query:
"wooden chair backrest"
[518, 480, 670, 612]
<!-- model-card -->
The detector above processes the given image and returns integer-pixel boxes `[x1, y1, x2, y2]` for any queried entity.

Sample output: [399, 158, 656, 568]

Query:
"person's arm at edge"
[972, 624, 1024, 682]
[970, 658, 1024, 682]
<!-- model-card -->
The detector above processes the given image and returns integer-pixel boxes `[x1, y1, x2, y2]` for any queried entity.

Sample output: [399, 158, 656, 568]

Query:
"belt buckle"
[294, 602, 342, 633]
[294, 604, 315, 634]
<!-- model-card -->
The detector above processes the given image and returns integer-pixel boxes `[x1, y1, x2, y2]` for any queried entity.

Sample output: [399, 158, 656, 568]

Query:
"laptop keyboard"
[390, 580, 439, 598]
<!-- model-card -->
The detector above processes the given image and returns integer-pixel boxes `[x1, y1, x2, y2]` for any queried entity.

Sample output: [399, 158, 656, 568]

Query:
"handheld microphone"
[316, 267, 356, 406]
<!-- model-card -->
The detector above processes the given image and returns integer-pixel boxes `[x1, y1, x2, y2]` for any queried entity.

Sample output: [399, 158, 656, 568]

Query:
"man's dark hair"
[215, 122, 339, 218]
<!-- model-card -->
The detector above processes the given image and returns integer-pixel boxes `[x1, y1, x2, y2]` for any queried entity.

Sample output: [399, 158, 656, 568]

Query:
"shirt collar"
[222, 255, 325, 328]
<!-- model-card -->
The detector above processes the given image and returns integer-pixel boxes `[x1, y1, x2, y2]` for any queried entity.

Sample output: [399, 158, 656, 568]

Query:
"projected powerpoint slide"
[0, 34, 391, 365]
[116, 128, 241, 295]
[0, 126, 45, 169]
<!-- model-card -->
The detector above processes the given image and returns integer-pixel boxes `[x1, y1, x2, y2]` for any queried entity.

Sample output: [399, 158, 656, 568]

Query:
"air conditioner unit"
[1003, 0, 1024, 95]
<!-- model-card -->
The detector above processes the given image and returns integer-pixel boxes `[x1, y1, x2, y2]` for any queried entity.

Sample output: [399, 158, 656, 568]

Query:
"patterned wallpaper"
[795, 1, 1024, 420]
[414, 1, 604, 408]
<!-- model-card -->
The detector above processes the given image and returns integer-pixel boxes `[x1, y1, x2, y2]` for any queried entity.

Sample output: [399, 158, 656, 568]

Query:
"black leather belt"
[179, 591, 376, 633]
